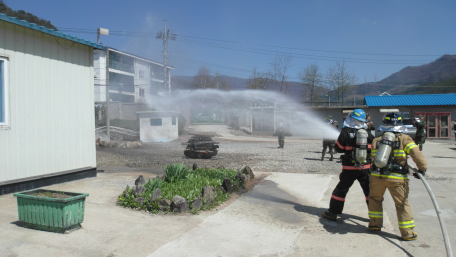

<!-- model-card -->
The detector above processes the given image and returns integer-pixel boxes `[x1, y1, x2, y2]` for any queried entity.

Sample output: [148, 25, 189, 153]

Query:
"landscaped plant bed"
[117, 164, 254, 214]
[13, 189, 89, 233]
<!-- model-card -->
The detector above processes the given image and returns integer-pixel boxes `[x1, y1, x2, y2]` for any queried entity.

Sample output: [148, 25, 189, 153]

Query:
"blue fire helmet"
[350, 109, 367, 122]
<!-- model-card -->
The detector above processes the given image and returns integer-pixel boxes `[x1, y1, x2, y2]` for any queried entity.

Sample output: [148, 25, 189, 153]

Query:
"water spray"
[145, 89, 340, 140]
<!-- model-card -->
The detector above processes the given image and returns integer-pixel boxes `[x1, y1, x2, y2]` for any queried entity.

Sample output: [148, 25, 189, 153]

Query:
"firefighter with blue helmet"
[322, 109, 374, 221]
[368, 112, 427, 241]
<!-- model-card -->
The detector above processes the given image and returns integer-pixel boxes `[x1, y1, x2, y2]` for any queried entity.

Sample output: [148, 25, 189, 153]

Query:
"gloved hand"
[413, 170, 426, 179]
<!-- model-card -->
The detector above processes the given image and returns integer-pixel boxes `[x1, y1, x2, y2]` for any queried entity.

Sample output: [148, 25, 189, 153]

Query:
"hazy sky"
[7, 0, 456, 83]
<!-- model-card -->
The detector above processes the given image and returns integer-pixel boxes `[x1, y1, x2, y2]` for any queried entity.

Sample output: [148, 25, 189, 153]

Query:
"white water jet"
[145, 89, 340, 140]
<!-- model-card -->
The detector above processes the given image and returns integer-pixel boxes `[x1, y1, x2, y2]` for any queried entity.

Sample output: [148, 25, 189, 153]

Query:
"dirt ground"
[96, 135, 342, 174]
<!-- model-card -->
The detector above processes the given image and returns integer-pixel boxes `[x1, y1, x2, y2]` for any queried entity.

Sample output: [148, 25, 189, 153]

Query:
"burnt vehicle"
[183, 133, 219, 159]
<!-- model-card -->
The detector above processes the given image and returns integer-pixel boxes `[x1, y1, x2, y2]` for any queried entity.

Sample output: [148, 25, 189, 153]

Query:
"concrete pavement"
[0, 132, 455, 256]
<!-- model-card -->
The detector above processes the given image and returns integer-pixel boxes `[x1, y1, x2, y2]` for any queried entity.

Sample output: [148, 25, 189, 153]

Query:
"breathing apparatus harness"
[373, 133, 409, 176]
[340, 128, 370, 168]
[340, 109, 370, 168]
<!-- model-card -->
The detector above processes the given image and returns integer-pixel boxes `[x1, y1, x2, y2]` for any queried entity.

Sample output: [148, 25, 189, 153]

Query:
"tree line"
[0, 0, 58, 30]
[191, 54, 358, 106]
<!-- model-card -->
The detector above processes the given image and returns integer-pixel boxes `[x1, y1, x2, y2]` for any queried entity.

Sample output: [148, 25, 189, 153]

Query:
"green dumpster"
[13, 189, 89, 233]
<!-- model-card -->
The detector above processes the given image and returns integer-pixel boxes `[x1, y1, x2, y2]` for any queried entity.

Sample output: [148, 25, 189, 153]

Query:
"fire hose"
[408, 164, 453, 257]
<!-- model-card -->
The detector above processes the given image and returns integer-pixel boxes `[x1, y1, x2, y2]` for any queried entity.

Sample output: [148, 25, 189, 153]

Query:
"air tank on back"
[356, 129, 368, 164]
[374, 132, 396, 168]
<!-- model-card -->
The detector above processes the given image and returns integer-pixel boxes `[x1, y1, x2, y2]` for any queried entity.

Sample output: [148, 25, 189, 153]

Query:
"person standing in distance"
[413, 116, 426, 151]
[322, 109, 374, 221]
[277, 122, 285, 148]
[453, 121, 456, 145]
[368, 113, 427, 241]
[321, 115, 338, 161]
[366, 113, 376, 137]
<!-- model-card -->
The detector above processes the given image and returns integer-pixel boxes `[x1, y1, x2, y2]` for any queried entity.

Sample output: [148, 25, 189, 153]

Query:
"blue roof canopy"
[364, 93, 456, 107]
[0, 14, 106, 50]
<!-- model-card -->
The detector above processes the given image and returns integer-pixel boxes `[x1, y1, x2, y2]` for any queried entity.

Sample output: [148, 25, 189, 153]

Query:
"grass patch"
[117, 164, 242, 213]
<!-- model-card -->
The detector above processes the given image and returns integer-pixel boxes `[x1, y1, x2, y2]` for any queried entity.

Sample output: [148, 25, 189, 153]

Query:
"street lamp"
[97, 28, 109, 44]
[97, 28, 111, 139]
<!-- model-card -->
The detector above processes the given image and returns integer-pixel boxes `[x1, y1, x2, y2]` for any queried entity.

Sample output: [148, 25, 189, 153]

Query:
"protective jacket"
[335, 127, 374, 170]
[371, 133, 427, 179]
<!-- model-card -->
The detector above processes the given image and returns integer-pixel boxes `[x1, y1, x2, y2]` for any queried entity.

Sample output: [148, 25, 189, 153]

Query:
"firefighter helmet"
[382, 113, 403, 125]
[343, 109, 367, 129]
[378, 112, 407, 133]
[350, 109, 367, 122]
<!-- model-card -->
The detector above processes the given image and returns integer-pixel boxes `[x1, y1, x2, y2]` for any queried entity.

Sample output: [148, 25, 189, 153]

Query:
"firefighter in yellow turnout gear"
[368, 113, 427, 241]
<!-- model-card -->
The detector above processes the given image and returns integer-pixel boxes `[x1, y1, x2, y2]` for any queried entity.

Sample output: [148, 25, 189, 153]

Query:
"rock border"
[119, 166, 255, 214]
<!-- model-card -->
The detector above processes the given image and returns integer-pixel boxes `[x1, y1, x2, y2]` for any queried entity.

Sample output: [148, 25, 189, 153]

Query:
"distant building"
[310, 93, 456, 139]
[94, 48, 174, 103]
[0, 14, 106, 194]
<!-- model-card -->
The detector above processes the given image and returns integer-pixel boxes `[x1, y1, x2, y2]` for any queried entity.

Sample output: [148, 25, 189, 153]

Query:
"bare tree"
[326, 61, 357, 105]
[269, 54, 294, 94]
[211, 73, 231, 91]
[245, 67, 273, 90]
[193, 66, 214, 89]
[298, 63, 325, 105]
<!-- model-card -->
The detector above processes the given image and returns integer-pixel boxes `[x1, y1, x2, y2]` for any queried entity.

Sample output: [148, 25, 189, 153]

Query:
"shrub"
[144, 177, 165, 195]
[164, 163, 189, 183]
[117, 164, 243, 213]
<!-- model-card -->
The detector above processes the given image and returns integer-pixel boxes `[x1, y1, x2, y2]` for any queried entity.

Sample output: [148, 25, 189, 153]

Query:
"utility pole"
[156, 20, 176, 96]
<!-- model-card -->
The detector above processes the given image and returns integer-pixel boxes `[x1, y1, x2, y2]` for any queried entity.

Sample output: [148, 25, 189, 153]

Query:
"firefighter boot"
[402, 232, 418, 241]
[322, 210, 337, 221]
[368, 226, 381, 231]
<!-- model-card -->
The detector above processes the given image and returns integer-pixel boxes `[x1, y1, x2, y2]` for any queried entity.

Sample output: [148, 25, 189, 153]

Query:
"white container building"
[0, 14, 106, 194]
[137, 111, 179, 142]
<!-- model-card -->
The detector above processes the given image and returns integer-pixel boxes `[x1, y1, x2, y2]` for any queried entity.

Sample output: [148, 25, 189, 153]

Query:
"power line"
[57, 27, 444, 57]
[177, 34, 443, 57]
[176, 38, 433, 63]
[169, 56, 252, 73]
[175, 38, 433, 65]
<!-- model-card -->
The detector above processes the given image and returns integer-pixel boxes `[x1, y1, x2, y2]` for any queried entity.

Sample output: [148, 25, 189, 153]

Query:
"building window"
[0, 57, 8, 127]
[139, 70, 145, 79]
[139, 89, 145, 97]
[150, 118, 162, 126]
[109, 51, 134, 73]
[172, 116, 176, 125]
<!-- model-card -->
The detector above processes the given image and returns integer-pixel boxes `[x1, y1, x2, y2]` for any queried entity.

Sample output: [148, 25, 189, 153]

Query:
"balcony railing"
[109, 60, 134, 73]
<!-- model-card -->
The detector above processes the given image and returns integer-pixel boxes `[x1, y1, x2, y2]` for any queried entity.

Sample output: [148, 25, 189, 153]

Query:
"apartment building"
[94, 48, 173, 103]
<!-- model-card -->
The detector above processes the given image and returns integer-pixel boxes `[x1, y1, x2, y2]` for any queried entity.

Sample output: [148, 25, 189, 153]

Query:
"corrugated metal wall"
[0, 22, 96, 183]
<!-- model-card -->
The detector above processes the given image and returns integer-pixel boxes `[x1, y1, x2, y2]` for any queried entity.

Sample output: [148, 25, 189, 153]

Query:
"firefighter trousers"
[328, 168, 370, 214]
[368, 176, 415, 238]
